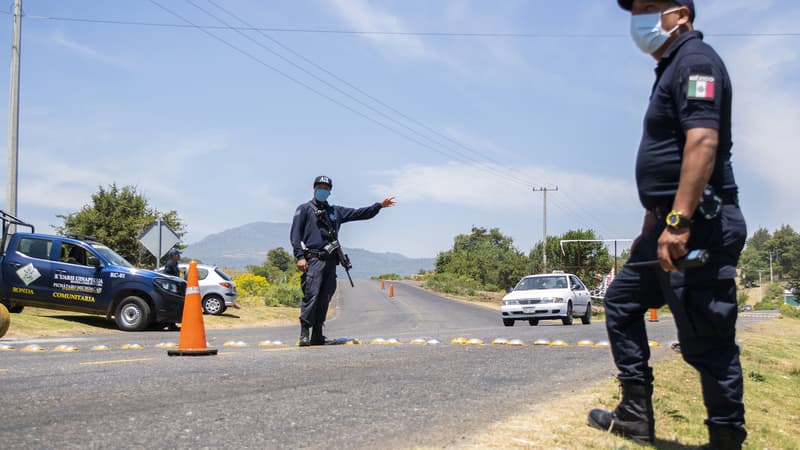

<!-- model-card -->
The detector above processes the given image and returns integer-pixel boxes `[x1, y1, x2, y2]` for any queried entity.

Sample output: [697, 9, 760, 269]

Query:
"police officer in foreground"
[164, 248, 181, 277]
[588, 2, 747, 449]
[290, 176, 396, 346]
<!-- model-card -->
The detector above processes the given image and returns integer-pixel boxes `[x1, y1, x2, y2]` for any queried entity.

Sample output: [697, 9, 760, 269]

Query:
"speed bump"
[0, 344, 14, 351]
[648, 340, 660, 348]
[507, 339, 526, 347]
[92, 345, 110, 351]
[223, 340, 248, 348]
[121, 344, 144, 350]
[533, 339, 550, 346]
[577, 340, 595, 347]
[491, 338, 509, 345]
[22, 344, 46, 353]
[52, 344, 78, 353]
[594, 341, 611, 348]
[155, 342, 178, 349]
[549, 340, 569, 347]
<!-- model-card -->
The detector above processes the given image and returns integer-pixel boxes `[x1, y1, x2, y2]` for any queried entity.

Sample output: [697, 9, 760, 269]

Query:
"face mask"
[630, 8, 681, 54]
[314, 188, 331, 202]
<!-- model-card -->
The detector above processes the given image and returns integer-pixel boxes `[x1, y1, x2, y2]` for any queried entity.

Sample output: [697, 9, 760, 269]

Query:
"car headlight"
[542, 297, 564, 303]
[154, 278, 182, 296]
[502, 300, 519, 306]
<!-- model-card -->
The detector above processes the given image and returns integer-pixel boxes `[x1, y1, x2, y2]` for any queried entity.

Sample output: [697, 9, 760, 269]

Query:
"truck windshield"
[91, 244, 133, 268]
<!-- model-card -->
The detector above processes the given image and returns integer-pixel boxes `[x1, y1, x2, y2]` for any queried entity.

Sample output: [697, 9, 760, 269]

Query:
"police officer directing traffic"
[588, 2, 748, 449]
[290, 176, 396, 346]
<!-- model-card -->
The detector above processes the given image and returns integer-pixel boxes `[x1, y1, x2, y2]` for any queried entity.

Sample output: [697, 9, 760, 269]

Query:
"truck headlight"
[154, 278, 182, 296]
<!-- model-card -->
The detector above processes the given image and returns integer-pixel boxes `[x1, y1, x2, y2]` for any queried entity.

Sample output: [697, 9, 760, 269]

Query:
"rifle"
[309, 202, 356, 287]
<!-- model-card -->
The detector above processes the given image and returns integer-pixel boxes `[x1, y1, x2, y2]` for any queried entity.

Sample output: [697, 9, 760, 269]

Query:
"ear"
[676, 6, 691, 26]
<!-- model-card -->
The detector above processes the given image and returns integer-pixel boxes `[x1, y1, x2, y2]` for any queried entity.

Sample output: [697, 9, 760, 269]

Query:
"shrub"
[264, 283, 303, 307]
[371, 273, 402, 281]
[422, 272, 496, 296]
[737, 290, 749, 307]
[234, 273, 270, 297]
[779, 303, 800, 319]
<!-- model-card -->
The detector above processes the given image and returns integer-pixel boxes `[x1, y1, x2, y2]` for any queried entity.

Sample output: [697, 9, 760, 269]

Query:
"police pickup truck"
[0, 211, 185, 331]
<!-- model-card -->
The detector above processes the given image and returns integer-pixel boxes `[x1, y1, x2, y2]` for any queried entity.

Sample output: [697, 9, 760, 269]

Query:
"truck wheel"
[0, 304, 10, 338]
[114, 296, 151, 331]
[9, 303, 24, 313]
[202, 295, 226, 315]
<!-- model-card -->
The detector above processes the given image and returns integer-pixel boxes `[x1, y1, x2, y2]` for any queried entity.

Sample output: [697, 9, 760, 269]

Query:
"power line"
[9, 11, 800, 38]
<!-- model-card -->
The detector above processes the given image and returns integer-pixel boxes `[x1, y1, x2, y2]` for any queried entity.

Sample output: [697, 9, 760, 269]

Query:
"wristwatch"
[665, 210, 692, 230]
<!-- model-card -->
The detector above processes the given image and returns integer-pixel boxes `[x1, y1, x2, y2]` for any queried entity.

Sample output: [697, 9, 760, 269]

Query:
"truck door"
[4, 236, 55, 304]
[51, 241, 106, 312]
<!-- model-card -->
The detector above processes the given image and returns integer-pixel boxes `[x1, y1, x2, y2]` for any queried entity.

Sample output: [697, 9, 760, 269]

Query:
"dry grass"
[439, 318, 800, 450]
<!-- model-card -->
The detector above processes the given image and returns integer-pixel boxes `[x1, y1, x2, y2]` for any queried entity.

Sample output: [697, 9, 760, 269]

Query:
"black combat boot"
[310, 325, 328, 346]
[703, 425, 746, 450]
[298, 323, 311, 347]
[588, 381, 655, 444]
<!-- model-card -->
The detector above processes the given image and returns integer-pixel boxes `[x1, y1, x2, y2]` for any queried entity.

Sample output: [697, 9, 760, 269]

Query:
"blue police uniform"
[603, 29, 748, 441]
[290, 197, 382, 330]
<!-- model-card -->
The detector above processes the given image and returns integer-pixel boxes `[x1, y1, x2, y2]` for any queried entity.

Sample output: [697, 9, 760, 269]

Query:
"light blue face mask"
[630, 8, 681, 54]
[314, 188, 331, 202]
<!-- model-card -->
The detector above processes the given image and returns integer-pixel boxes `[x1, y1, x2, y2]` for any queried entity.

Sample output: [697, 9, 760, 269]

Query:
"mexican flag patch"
[688, 75, 715, 101]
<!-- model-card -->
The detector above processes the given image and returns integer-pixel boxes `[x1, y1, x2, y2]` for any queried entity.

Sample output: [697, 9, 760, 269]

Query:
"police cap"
[617, 0, 695, 22]
[168, 248, 181, 257]
[313, 175, 333, 188]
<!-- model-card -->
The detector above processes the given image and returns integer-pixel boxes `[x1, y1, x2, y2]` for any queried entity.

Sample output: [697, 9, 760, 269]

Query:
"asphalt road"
[0, 281, 766, 449]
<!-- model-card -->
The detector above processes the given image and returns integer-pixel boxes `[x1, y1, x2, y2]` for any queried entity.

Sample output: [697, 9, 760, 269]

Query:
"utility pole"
[6, 0, 22, 231]
[768, 250, 778, 283]
[533, 186, 558, 271]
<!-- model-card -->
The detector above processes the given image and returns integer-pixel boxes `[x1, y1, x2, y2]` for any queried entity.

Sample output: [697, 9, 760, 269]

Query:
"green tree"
[435, 227, 529, 291]
[266, 247, 293, 272]
[739, 227, 771, 284]
[55, 184, 186, 267]
[529, 229, 613, 288]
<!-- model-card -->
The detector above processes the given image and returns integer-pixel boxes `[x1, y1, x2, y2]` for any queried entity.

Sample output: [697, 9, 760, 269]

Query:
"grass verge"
[2, 296, 300, 339]
[444, 317, 800, 449]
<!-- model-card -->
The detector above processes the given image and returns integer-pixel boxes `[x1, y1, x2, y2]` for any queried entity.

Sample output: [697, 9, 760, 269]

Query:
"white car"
[501, 272, 592, 326]
[175, 263, 239, 315]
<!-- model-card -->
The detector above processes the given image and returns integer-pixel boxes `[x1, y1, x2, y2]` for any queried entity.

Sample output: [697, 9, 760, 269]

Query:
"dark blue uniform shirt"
[290, 200, 382, 260]
[636, 31, 738, 210]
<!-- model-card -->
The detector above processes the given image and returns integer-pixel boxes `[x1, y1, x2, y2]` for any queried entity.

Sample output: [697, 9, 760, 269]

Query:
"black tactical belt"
[649, 191, 738, 220]
[304, 249, 329, 260]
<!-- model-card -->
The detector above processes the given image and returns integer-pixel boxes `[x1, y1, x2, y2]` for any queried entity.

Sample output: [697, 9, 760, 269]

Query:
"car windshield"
[91, 244, 133, 267]
[515, 276, 568, 291]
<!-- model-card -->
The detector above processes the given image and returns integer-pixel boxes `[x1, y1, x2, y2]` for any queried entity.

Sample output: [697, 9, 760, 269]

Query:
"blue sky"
[0, 0, 798, 259]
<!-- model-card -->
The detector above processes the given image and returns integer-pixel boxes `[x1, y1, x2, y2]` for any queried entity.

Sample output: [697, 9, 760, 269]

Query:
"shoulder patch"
[687, 74, 716, 101]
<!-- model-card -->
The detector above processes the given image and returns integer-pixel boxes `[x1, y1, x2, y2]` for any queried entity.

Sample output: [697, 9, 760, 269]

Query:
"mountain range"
[183, 221, 435, 279]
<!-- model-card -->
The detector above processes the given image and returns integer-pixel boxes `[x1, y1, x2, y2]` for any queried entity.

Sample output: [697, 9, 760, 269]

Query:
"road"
[0, 281, 763, 449]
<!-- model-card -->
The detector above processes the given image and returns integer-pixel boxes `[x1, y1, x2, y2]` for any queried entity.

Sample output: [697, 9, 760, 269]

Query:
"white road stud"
[466, 338, 485, 346]
[52, 344, 78, 353]
[121, 344, 144, 350]
[594, 341, 611, 348]
[410, 338, 427, 345]
[549, 340, 569, 347]
[22, 344, 46, 353]
[92, 345, 110, 351]
[577, 340, 595, 347]
[155, 342, 177, 349]
[533, 339, 551, 346]
[370, 338, 387, 345]
[491, 338, 509, 345]
[507, 339, 526, 347]
[224, 340, 248, 348]
[386, 338, 401, 345]
[426, 339, 441, 345]
[0, 344, 14, 351]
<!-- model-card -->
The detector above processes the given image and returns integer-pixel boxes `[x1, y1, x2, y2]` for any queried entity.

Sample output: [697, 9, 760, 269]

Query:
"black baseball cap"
[313, 175, 333, 188]
[617, 0, 695, 22]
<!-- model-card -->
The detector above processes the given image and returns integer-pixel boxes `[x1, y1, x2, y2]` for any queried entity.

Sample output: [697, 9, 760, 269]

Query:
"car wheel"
[114, 296, 151, 331]
[528, 319, 538, 326]
[581, 302, 592, 325]
[202, 295, 226, 315]
[562, 302, 573, 325]
[503, 318, 515, 327]
[8, 303, 24, 313]
[0, 303, 10, 338]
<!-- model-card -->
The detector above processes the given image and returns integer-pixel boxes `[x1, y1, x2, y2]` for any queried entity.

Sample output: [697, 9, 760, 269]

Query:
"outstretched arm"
[337, 197, 396, 223]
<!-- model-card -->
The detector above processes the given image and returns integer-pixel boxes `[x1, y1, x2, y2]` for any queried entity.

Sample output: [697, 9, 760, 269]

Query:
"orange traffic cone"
[381, 278, 385, 290]
[389, 283, 395, 298]
[648, 308, 659, 322]
[168, 260, 217, 356]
